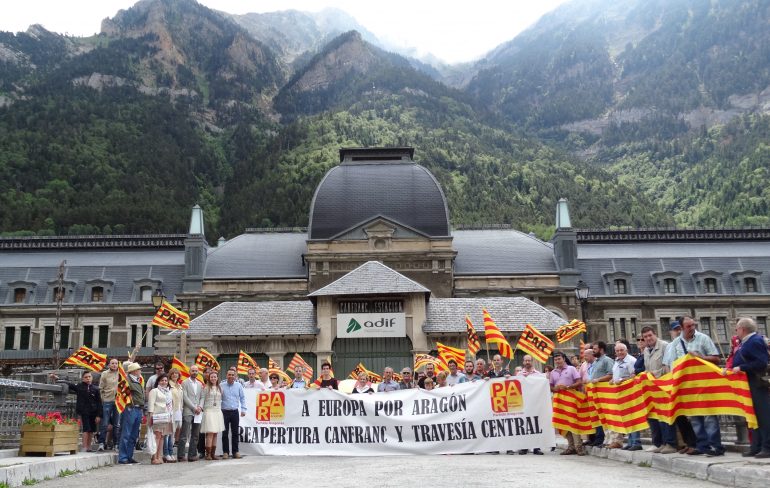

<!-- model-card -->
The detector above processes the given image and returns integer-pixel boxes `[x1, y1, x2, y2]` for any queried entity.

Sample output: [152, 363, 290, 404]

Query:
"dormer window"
[47, 280, 76, 303]
[140, 286, 153, 302]
[7, 281, 36, 304]
[53, 287, 65, 301]
[91, 287, 104, 302]
[704, 278, 718, 294]
[14, 288, 26, 303]
[731, 270, 763, 294]
[84, 279, 114, 303]
[664, 278, 677, 293]
[692, 270, 722, 295]
[745, 277, 757, 293]
[613, 279, 627, 295]
[133, 279, 162, 303]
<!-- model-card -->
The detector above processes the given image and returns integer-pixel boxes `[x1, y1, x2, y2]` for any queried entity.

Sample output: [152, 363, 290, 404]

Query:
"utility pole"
[52, 260, 66, 370]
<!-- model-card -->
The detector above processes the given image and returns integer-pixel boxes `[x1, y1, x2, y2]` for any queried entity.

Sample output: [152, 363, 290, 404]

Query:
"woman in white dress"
[147, 373, 174, 465]
[201, 370, 225, 460]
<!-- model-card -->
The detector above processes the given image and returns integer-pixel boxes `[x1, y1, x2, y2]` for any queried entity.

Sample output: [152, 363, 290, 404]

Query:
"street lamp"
[575, 280, 590, 340]
[152, 288, 165, 309]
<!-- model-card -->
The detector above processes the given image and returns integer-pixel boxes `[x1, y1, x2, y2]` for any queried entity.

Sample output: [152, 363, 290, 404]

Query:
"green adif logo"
[346, 318, 362, 333]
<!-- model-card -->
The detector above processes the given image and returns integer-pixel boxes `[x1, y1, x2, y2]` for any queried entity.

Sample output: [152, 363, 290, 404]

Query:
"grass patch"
[638, 461, 652, 467]
[22, 479, 38, 485]
[58, 469, 80, 477]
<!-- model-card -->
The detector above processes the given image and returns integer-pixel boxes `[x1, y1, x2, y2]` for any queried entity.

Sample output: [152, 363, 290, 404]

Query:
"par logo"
[256, 392, 285, 422]
[346, 318, 362, 334]
[489, 379, 524, 413]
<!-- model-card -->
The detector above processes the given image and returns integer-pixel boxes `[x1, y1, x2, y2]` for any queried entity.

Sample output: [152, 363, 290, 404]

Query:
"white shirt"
[612, 355, 637, 382]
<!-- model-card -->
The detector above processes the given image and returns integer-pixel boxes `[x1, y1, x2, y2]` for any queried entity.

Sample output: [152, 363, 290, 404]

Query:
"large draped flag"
[466, 316, 481, 357]
[554, 355, 758, 435]
[237, 350, 259, 376]
[515, 324, 554, 363]
[64, 346, 107, 372]
[414, 353, 445, 372]
[555, 319, 586, 343]
[194, 347, 220, 372]
[482, 309, 514, 359]
[115, 363, 132, 414]
[171, 356, 191, 381]
[436, 342, 466, 368]
[151, 300, 190, 330]
[268, 358, 292, 384]
[287, 353, 314, 382]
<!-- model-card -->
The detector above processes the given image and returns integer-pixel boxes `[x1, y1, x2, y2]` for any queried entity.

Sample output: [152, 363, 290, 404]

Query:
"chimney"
[552, 198, 580, 287]
[183, 204, 207, 293]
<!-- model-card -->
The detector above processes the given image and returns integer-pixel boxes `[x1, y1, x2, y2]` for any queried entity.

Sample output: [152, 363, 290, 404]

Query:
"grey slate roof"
[424, 297, 568, 333]
[577, 242, 770, 296]
[308, 261, 430, 297]
[308, 161, 451, 240]
[187, 301, 317, 336]
[204, 233, 307, 279]
[0, 250, 184, 304]
[453, 230, 557, 275]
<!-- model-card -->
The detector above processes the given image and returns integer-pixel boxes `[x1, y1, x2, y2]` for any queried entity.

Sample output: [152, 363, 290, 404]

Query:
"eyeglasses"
[155, 367, 163, 370]
[270, 377, 278, 380]
[402, 372, 411, 375]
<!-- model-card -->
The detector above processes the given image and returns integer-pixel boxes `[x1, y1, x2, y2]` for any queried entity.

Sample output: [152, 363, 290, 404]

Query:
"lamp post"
[575, 280, 590, 342]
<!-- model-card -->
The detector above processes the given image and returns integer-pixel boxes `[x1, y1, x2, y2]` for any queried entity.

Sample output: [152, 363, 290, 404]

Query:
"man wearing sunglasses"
[399, 368, 416, 389]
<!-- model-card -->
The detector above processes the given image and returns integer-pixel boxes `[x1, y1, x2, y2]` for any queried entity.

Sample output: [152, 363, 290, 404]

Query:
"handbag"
[152, 412, 170, 423]
[145, 427, 157, 455]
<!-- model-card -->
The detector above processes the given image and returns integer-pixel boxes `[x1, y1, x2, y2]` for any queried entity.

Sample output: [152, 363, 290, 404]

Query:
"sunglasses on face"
[270, 377, 278, 380]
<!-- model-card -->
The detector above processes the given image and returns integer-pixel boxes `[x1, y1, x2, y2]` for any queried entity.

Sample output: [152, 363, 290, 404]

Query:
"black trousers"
[675, 415, 697, 448]
[221, 409, 240, 454]
[748, 373, 770, 453]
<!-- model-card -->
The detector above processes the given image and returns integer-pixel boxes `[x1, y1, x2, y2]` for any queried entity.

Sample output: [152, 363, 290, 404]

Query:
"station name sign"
[336, 312, 406, 338]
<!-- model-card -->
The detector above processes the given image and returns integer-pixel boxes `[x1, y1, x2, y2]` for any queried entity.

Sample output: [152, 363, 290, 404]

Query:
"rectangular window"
[704, 278, 718, 293]
[140, 287, 153, 302]
[716, 317, 728, 342]
[664, 278, 677, 293]
[19, 326, 31, 350]
[44, 326, 54, 349]
[757, 317, 767, 336]
[83, 326, 94, 348]
[700, 317, 711, 338]
[91, 287, 104, 302]
[4, 327, 15, 350]
[141, 324, 148, 347]
[60, 326, 70, 349]
[613, 279, 627, 294]
[14, 288, 26, 303]
[609, 318, 616, 342]
[630, 318, 637, 339]
[620, 318, 627, 340]
[745, 278, 758, 293]
[98, 325, 109, 348]
[130, 324, 138, 348]
[151, 325, 159, 347]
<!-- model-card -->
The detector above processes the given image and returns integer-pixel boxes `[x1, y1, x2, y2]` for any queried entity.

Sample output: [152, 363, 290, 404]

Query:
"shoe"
[188, 456, 198, 462]
[659, 445, 678, 454]
[233, 453, 242, 459]
[742, 451, 759, 457]
[560, 448, 577, 455]
[608, 442, 623, 449]
[687, 449, 704, 455]
[518, 449, 528, 455]
[678, 447, 689, 454]
[222, 453, 230, 460]
[533, 449, 543, 455]
[151, 459, 163, 465]
[646, 446, 659, 452]
[204, 448, 213, 461]
[177, 458, 186, 462]
[628, 445, 642, 451]
[118, 460, 130, 465]
[97, 443, 105, 452]
[754, 451, 770, 459]
[706, 450, 724, 457]
[621, 445, 631, 450]
[577, 450, 586, 456]
[128, 459, 139, 464]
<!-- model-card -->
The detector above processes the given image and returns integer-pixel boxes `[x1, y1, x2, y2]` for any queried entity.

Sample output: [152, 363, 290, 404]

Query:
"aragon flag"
[555, 319, 587, 343]
[516, 324, 555, 363]
[268, 358, 292, 384]
[194, 348, 220, 372]
[237, 350, 259, 376]
[466, 316, 481, 357]
[436, 342, 466, 369]
[151, 300, 190, 330]
[63, 346, 107, 372]
[115, 363, 132, 413]
[482, 309, 514, 359]
[171, 356, 203, 382]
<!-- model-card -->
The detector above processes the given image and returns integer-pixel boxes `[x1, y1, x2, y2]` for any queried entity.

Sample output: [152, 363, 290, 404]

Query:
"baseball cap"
[670, 320, 681, 330]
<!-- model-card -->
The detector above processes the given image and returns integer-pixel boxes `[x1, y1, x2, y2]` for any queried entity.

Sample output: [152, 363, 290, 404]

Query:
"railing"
[0, 378, 76, 448]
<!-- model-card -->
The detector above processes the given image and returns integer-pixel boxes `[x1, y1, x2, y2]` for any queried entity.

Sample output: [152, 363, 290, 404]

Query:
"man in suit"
[178, 364, 203, 462]
[731, 317, 770, 458]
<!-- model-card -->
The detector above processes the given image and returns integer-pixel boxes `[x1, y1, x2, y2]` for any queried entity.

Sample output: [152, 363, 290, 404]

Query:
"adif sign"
[336, 313, 406, 338]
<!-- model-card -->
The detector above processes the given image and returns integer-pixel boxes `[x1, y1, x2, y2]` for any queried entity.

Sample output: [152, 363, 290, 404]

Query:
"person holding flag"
[118, 362, 144, 464]
[51, 370, 102, 452]
[485, 354, 511, 378]
[98, 358, 120, 451]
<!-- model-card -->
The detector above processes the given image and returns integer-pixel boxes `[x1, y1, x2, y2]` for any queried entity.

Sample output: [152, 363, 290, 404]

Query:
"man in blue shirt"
[220, 369, 246, 459]
[731, 317, 770, 458]
[377, 367, 401, 392]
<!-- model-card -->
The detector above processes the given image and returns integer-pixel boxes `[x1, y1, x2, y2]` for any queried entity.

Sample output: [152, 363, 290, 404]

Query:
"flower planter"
[19, 423, 79, 456]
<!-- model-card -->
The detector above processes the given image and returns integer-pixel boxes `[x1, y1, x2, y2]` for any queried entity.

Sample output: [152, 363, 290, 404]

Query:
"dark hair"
[153, 373, 168, 388]
[641, 326, 655, 335]
[155, 361, 164, 368]
[321, 362, 331, 369]
[81, 370, 92, 378]
[447, 359, 457, 366]
[595, 341, 607, 353]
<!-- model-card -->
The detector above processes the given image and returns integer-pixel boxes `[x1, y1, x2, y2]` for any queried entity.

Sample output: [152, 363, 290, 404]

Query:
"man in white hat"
[118, 362, 144, 464]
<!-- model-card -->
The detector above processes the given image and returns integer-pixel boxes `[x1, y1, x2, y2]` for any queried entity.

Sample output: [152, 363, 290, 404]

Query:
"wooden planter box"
[19, 423, 79, 456]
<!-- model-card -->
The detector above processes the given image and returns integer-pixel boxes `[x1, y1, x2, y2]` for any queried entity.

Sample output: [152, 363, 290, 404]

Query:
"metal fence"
[0, 378, 76, 448]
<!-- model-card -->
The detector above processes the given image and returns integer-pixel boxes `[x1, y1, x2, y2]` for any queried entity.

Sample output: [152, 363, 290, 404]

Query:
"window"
[620, 318, 627, 340]
[14, 288, 26, 303]
[4, 327, 15, 350]
[715, 317, 728, 342]
[140, 286, 153, 302]
[608, 318, 616, 342]
[98, 325, 109, 348]
[700, 317, 711, 338]
[663, 278, 677, 293]
[130, 324, 138, 348]
[141, 324, 148, 347]
[44, 326, 54, 349]
[613, 279, 627, 295]
[91, 287, 104, 302]
[52, 287, 64, 302]
[744, 277, 758, 293]
[630, 318, 637, 339]
[60, 326, 70, 349]
[151, 325, 159, 347]
[757, 317, 768, 336]
[83, 326, 94, 348]
[19, 326, 31, 350]
[704, 278, 718, 293]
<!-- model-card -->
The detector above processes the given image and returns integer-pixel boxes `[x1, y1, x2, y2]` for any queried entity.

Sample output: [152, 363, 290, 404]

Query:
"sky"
[0, 0, 570, 64]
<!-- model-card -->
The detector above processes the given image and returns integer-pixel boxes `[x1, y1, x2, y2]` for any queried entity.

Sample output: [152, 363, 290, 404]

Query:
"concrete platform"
[0, 451, 116, 487]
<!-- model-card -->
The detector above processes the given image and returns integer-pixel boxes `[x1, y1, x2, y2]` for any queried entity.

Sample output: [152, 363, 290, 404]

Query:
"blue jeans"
[594, 425, 605, 445]
[99, 401, 120, 445]
[626, 431, 641, 447]
[163, 435, 174, 457]
[690, 415, 723, 453]
[649, 419, 677, 447]
[118, 407, 142, 463]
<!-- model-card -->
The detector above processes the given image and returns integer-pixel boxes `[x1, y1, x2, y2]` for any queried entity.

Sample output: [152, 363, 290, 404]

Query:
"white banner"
[336, 312, 406, 338]
[227, 377, 554, 456]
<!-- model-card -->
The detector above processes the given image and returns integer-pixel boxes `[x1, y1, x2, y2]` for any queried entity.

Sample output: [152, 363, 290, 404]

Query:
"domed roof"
[308, 148, 451, 240]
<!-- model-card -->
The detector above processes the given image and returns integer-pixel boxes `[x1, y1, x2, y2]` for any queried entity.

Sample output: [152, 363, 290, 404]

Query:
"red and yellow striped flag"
[436, 342, 466, 369]
[150, 300, 190, 330]
[286, 353, 314, 382]
[63, 346, 107, 372]
[171, 356, 190, 381]
[585, 377, 649, 434]
[555, 319, 586, 343]
[237, 350, 259, 376]
[515, 324, 554, 363]
[194, 347, 220, 372]
[414, 353, 445, 372]
[267, 358, 292, 384]
[115, 363, 132, 413]
[552, 389, 600, 435]
[482, 309, 514, 359]
[466, 316, 481, 356]
[348, 362, 382, 383]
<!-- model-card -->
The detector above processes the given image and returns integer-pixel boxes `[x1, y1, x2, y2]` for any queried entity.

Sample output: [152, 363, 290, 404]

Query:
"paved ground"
[36, 452, 721, 488]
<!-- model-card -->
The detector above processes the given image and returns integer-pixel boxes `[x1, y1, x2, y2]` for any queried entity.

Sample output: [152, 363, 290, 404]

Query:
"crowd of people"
[53, 316, 769, 462]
